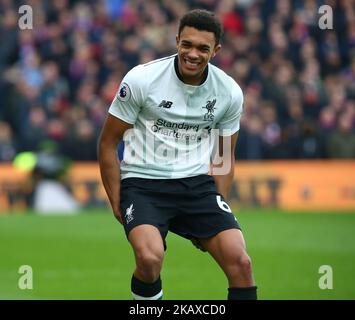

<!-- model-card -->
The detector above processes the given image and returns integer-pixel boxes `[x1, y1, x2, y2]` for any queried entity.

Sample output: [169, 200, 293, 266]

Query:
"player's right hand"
[113, 209, 123, 224]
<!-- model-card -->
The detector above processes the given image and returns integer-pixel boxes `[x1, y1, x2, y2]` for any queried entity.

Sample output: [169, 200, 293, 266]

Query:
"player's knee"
[226, 252, 252, 277]
[236, 254, 252, 274]
[136, 253, 163, 282]
[135, 249, 163, 274]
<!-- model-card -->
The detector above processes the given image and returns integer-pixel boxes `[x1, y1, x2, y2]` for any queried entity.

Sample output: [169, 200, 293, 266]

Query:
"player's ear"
[176, 34, 180, 47]
[212, 44, 222, 58]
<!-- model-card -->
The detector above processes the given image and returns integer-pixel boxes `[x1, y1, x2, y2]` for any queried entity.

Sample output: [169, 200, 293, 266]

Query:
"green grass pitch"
[1, 209, 354, 300]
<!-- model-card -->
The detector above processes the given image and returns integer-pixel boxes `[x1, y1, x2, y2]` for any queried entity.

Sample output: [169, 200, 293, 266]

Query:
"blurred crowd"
[0, 0, 354, 162]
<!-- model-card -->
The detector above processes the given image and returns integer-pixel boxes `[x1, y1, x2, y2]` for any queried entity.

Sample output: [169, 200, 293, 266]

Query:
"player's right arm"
[100, 65, 146, 222]
[98, 114, 132, 223]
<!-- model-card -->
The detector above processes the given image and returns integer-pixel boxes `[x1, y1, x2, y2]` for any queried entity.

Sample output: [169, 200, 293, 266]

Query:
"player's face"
[176, 26, 221, 85]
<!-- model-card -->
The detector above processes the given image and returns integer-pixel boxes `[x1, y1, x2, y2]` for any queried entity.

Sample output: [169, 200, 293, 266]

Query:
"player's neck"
[174, 56, 208, 86]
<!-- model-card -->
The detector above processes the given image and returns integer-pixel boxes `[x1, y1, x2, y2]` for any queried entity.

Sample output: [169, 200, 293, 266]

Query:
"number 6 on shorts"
[216, 195, 232, 213]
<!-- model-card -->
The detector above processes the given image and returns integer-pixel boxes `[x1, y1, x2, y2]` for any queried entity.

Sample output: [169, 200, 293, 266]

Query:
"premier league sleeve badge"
[117, 82, 131, 102]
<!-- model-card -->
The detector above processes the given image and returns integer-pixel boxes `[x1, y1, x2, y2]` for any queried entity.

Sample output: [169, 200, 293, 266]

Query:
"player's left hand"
[191, 238, 207, 252]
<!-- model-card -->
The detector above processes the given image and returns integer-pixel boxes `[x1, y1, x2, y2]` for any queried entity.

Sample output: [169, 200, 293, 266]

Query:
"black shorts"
[120, 174, 240, 249]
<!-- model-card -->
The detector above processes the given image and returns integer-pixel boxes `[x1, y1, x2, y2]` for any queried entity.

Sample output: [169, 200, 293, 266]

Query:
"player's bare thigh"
[199, 228, 247, 262]
[128, 224, 165, 281]
[199, 229, 254, 286]
[128, 224, 165, 254]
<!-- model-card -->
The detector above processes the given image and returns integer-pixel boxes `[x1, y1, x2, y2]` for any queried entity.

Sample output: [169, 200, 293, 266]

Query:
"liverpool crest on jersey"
[203, 99, 216, 121]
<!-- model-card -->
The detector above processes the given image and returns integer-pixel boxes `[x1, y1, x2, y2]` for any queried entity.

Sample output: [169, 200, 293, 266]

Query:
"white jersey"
[109, 54, 243, 180]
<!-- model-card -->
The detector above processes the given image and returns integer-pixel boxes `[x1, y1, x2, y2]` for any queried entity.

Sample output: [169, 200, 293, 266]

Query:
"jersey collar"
[174, 55, 209, 86]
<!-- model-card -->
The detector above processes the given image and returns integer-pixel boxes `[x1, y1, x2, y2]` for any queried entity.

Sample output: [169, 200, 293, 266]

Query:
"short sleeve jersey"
[109, 54, 243, 180]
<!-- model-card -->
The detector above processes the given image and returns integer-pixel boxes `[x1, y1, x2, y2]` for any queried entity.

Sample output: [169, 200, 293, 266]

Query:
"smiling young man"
[98, 9, 257, 300]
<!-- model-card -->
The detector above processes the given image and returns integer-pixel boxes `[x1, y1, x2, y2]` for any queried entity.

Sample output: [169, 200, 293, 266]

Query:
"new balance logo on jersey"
[125, 203, 134, 224]
[158, 100, 173, 108]
[203, 99, 217, 121]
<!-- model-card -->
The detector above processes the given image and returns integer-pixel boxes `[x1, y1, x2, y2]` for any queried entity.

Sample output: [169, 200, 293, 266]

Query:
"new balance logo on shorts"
[125, 203, 135, 224]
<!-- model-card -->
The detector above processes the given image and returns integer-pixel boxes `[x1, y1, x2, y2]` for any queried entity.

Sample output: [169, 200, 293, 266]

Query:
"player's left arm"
[211, 131, 239, 199]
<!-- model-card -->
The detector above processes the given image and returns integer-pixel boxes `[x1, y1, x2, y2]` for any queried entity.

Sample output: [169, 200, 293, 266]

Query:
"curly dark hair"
[178, 9, 223, 45]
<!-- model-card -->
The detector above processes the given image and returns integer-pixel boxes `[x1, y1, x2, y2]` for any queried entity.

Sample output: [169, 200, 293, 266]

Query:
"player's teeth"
[185, 60, 198, 66]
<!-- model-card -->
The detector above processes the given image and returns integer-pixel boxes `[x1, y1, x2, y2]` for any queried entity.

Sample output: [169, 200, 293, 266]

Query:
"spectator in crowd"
[0, 121, 17, 162]
[20, 105, 47, 151]
[297, 120, 326, 159]
[327, 111, 355, 159]
[63, 119, 98, 161]
[0, 0, 354, 161]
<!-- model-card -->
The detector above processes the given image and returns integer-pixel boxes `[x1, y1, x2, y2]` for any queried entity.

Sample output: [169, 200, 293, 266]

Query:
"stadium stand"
[0, 0, 354, 162]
